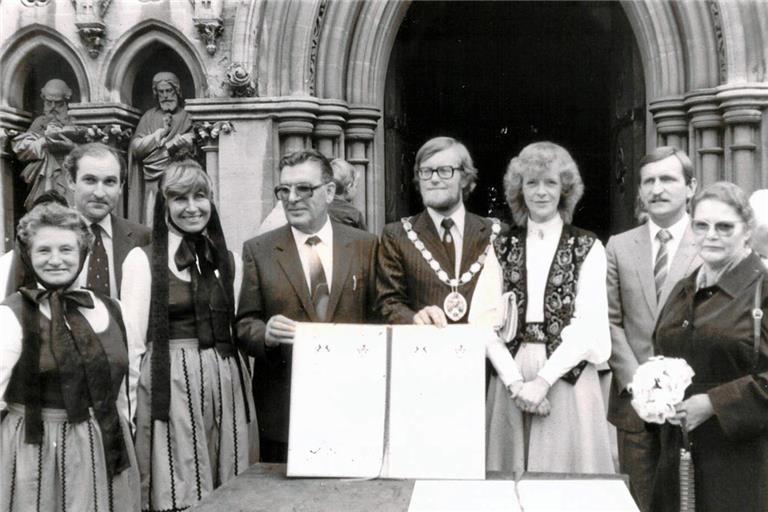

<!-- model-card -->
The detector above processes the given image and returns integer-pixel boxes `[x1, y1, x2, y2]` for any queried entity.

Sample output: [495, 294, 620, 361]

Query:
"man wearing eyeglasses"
[376, 136, 499, 327]
[235, 149, 377, 463]
[605, 146, 701, 511]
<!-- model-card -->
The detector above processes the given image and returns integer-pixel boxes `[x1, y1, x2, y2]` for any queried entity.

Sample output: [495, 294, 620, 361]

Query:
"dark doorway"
[384, 1, 645, 240]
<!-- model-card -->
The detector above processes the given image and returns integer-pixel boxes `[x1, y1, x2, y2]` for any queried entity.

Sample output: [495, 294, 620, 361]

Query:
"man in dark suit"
[0, 142, 150, 298]
[606, 146, 701, 511]
[236, 149, 377, 463]
[376, 136, 499, 327]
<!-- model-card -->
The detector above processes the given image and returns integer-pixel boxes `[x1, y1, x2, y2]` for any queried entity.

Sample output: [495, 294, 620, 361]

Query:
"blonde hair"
[161, 160, 213, 201]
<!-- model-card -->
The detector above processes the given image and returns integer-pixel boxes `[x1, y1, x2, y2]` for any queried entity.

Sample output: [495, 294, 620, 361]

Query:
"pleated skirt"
[134, 339, 259, 512]
[486, 343, 614, 475]
[0, 404, 141, 512]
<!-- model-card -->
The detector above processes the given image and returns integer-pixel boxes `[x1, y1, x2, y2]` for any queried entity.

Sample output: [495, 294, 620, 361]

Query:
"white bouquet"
[628, 356, 695, 424]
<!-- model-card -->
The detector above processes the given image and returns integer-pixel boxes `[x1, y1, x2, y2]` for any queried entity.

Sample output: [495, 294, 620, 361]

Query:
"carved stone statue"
[128, 71, 194, 224]
[12, 79, 84, 210]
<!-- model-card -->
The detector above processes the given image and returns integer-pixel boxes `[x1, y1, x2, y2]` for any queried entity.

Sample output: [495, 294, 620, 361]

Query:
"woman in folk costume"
[122, 161, 257, 511]
[485, 141, 613, 474]
[0, 202, 140, 512]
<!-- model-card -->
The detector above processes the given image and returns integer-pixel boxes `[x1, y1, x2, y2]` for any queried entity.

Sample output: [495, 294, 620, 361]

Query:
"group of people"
[0, 134, 766, 512]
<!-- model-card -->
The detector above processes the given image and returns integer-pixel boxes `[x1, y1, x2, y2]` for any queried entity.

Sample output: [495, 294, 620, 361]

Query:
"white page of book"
[287, 323, 389, 478]
[408, 480, 521, 512]
[384, 324, 488, 479]
[516, 479, 640, 512]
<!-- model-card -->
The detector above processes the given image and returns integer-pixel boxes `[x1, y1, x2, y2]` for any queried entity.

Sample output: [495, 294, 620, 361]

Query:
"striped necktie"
[306, 236, 329, 321]
[654, 229, 672, 301]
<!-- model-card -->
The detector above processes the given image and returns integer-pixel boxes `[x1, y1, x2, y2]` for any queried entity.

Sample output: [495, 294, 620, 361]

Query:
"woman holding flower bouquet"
[485, 142, 614, 474]
[653, 181, 768, 511]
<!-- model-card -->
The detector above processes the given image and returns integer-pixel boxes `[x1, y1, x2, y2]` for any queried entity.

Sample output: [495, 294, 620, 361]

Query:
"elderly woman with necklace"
[0, 202, 140, 511]
[485, 141, 613, 474]
[121, 161, 257, 512]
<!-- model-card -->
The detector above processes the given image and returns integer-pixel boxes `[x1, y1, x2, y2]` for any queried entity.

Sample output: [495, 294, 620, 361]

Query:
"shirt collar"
[527, 214, 563, 238]
[94, 214, 112, 239]
[427, 203, 466, 237]
[291, 215, 334, 248]
[648, 213, 689, 242]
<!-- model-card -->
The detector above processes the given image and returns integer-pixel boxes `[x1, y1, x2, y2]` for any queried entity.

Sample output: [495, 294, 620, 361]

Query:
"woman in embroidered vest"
[652, 182, 768, 511]
[0, 202, 140, 511]
[485, 141, 613, 474]
[121, 161, 258, 511]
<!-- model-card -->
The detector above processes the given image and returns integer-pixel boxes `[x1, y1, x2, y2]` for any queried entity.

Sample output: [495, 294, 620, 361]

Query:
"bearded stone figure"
[128, 71, 194, 225]
[12, 79, 84, 210]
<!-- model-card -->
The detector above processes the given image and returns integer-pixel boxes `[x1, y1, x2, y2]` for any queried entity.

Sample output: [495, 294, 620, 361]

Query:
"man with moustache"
[0, 143, 151, 299]
[236, 149, 377, 463]
[376, 136, 500, 327]
[12, 79, 85, 210]
[129, 71, 194, 224]
[606, 146, 701, 511]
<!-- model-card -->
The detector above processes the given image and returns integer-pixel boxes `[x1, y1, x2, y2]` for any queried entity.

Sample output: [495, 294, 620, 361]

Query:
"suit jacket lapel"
[110, 215, 130, 291]
[632, 224, 657, 313]
[460, 213, 488, 275]
[656, 224, 699, 315]
[412, 211, 455, 274]
[274, 225, 318, 321]
[325, 225, 352, 320]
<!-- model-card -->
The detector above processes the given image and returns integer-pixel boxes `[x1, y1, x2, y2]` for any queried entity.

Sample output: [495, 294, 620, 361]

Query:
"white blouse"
[0, 289, 136, 421]
[473, 215, 611, 387]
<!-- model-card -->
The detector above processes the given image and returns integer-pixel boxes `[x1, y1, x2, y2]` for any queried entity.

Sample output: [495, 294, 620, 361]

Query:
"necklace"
[401, 216, 501, 321]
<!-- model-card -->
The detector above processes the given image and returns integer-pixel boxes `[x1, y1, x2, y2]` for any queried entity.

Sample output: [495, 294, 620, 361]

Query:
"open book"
[287, 323, 489, 479]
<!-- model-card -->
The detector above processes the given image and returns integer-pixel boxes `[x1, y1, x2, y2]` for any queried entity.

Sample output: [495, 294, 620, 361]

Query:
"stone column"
[684, 90, 723, 186]
[346, 106, 381, 231]
[314, 99, 348, 159]
[276, 99, 319, 156]
[649, 96, 688, 150]
[0, 106, 31, 251]
[717, 85, 768, 192]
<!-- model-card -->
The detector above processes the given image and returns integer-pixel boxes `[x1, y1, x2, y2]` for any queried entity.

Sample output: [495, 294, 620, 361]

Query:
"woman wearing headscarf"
[0, 202, 140, 511]
[485, 141, 614, 474]
[653, 182, 768, 511]
[122, 160, 257, 511]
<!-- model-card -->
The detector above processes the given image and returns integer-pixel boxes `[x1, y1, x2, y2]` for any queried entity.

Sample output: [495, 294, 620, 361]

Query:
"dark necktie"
[86, 223, 111, 297]
[441, 217, 456, 277]
[306, 236, 329, 321]
[654, 229, 672, 301]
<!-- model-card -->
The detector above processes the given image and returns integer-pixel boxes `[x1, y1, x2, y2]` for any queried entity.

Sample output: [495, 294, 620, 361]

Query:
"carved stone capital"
[346, 106, 380, 141]
[194, 18, 224, 55]
[684, 89, 723, 129]
[648, 96, 688, 135]
[76, 21, 106, 58]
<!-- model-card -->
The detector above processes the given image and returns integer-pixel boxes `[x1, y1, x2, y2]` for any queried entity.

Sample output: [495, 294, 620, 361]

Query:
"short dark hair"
[63, 142, 127, 183]
[279, 149, 334, 183]
[638, 146, 694, 185]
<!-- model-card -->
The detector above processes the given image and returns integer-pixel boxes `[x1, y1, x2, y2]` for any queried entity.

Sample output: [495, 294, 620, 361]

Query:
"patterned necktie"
[654, 229, 672, 300]
[306, 236, 329, 321]
[86, 223, 111, 297]
[441, 217, 456, 277]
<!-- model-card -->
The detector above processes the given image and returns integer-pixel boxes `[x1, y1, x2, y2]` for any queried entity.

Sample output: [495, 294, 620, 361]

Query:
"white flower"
[628, 356, 694, 424]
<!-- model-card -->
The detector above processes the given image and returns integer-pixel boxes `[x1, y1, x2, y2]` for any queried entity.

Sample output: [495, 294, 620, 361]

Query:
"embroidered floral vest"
[494, 223, 596, 384]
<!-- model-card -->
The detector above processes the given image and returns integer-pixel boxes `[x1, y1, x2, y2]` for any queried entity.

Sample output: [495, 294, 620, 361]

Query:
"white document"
[516, 479, 640, 512]
[408, 480, 521, 512]
[383, 324, 487, 479]
[287, 323, 388, 478]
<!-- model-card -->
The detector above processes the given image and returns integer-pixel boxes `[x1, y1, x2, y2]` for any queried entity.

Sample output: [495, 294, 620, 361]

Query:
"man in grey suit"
[236, 149, 377, 463]
[0, 142, 151, 298]
[606, 146, 701, 511]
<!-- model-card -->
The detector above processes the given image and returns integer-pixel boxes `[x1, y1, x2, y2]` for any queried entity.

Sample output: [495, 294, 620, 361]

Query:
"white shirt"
[291, 217, 334, 295]
[473, 215, 611, 387]
[427, 204, 466, 278]
[0, 289, 135, 421]
[648, 213, 689, 274]
[78, 215, 118, 298]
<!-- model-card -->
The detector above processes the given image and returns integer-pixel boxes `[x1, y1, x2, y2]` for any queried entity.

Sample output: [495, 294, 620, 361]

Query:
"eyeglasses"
[274, 183, 325, 201]
[691, 219, 743, 237]
[416, 166, 463, 181]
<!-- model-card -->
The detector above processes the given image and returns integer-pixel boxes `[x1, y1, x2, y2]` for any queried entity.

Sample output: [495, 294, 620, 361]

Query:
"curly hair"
[504, 141, 584, 227]
[17, 202, 93, 253]
[691, 181, 755, 231]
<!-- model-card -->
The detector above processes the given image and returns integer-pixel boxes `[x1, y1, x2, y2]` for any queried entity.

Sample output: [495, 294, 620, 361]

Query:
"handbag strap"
[752, 274, 764, 372]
